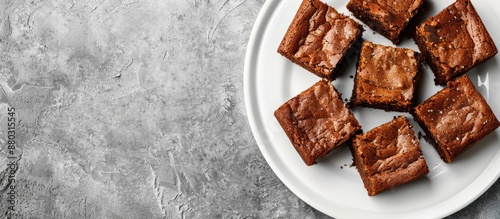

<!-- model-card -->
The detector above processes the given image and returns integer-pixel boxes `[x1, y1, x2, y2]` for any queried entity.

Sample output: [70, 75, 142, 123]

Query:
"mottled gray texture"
[0, 0, 497, 218]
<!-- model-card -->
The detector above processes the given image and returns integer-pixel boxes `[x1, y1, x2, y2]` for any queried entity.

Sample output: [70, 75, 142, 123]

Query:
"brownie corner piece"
[411, 75, 500, 163]
[277, 0, 363, 80]
[351, 115, 429, 196]
[350, 41, 420, 112]
[413, 0, 498, 85]
[347, 0, 426, 44]
[274, 79, 361, 166]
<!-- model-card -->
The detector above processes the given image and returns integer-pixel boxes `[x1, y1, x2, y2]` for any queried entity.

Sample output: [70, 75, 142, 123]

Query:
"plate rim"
[244, 0, 500, 218]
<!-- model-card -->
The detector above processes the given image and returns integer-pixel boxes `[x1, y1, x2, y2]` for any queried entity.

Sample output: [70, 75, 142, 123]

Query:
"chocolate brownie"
[412, 75, 500, 163]
[274, 79, 361, 166]
[351, 116, 429, 196]
[347, 0, 426, 44]
[278, 0, 364, 80]
[414, 0, 498, 85]
[350, 41, 421, 112]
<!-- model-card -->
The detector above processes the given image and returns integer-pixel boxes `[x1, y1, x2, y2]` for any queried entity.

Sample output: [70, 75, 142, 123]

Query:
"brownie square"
[351, 116, 429, 196]
[278, 0, 364, 80]
[413, 0, 498, 85]
[274, 79, 361, 166]
[412, 75, 500, 163]
[350, 41, 421, 112]
[347, 0, 426, 44]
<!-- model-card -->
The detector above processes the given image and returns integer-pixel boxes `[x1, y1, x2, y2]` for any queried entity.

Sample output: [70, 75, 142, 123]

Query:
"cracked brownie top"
[351, 41, 420, 112]
[274, 79, 361, 166]
[278, 0, 363, 80]
[414, 0, 497, 85]
[347, 0, 425, 44]
[412, 75, 500, 163]
[351, 115, 428, 196]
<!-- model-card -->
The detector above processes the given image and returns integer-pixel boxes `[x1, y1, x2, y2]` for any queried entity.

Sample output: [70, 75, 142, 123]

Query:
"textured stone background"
[0, 0, 498, 218]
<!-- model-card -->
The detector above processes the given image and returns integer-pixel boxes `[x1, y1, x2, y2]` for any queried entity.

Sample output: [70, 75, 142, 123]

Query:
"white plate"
[244, 0, 500, 218]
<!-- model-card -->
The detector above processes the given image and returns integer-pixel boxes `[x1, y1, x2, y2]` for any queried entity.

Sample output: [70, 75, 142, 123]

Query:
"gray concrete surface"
[0, 0, 498, 218]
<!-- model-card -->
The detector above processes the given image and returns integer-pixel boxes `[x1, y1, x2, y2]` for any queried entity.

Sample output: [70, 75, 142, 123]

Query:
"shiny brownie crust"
[278, 0, 364, 80]
[274, 79, 361, 166]
[413, 0, 498, 85]
[351, 41, 421, 112]
[411, 75, 500, 163]
[351, 116, 429, 196]
[347, 0, 426, 44]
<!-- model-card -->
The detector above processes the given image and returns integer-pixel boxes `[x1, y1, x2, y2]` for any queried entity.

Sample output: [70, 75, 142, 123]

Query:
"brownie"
[411, 75, 500, 163]
[413, 0, 498, 85]
[347, 0, 426, 44]
[351, 116, 429, 196]
[274, 79, 362, 166]
[350, 41, 421, 112]
[277, 0, 364, 80]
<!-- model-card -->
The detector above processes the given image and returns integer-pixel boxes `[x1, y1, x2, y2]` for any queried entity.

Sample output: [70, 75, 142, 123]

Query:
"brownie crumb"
[346, 99, 354, 108]
[340, 163, 352, 169]
[349, 75, 354, 79]
[417, 132, 432, 143]
[423, 135, 431, 144]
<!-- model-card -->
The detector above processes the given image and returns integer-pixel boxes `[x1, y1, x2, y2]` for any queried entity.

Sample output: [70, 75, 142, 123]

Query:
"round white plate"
[244, 0, 500, 218]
